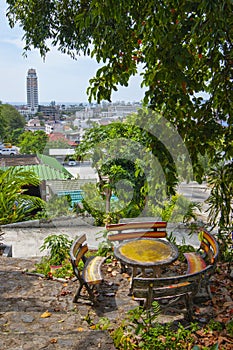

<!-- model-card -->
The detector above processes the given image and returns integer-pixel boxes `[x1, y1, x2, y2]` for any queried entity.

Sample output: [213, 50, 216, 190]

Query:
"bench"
[70, 234, 106, 303]
[106, 221, 167, 272]
[131, 229, 219, 319]
[131, 272, 201, 320]
[184, 229, 219, 299]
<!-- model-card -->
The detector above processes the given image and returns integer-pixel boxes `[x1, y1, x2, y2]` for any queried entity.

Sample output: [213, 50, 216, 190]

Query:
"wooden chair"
[70, 234, 106, 303]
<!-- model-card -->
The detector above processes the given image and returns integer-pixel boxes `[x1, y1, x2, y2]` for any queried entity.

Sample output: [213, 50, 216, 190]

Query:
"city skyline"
[0, 3, 145, 105]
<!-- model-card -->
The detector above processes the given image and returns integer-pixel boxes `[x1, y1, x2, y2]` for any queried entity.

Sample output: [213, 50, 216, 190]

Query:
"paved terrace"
[0, 252, 215, 350]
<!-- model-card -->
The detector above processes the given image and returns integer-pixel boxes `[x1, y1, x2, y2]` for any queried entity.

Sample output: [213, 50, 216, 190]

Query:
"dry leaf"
[50, 338, 57, 344]
[40, 310, 52, 318]
[77, 327, 84, 332]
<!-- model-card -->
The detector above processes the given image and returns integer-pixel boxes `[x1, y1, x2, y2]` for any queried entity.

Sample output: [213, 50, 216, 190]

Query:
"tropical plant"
[111, 302, 200, 350]
[148, 194, 202, 223]
[0, 167, 45, 224]
[95, 229, 114, 258]
[39, 234, 73, 266]
[206, 161, 233, 229]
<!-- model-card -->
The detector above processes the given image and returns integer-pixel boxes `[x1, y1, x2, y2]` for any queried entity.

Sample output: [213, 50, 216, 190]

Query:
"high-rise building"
[26, 68, 39, 112]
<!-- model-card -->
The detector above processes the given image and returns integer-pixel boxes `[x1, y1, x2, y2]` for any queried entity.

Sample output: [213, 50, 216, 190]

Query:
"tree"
[5, 1, 232, 164]
[0, 167, 45, 224]
[18, 130, 49, 154]
[0, 103, 26, 141]
[76, 113, 193, 222]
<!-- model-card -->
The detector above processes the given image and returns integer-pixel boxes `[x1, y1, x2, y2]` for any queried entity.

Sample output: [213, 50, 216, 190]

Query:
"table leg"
[152, 266, 161, 277]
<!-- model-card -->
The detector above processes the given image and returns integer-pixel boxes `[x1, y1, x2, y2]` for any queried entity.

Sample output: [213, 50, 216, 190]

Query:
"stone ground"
[0, 254, 215, 350]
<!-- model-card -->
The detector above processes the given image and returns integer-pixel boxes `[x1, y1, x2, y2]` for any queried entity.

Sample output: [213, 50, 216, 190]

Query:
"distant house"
[25, 118, 45, 132]
[27, 118, 41, 127]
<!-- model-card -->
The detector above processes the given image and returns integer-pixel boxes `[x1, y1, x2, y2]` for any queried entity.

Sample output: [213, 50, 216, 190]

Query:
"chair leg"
[205, 283, 213, 300]
[73, 281, 95, 303]
[85, 283, 95, 303]
[73, 283, 84, 303]
[185, 293, 193, 321]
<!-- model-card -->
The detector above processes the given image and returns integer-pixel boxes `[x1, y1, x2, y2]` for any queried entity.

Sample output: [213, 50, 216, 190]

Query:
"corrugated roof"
[37, 153, 72, 177]
[0, 154, 74, 181]
[13, 164, 72, 180]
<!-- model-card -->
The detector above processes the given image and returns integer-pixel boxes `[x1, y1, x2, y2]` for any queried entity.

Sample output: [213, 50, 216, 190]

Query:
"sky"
[0, 2, 145, 105]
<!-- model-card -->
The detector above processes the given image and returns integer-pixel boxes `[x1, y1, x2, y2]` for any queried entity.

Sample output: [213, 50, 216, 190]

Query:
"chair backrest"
[70, 234, 88, 268]
[106, 221, 167, 242]
[200, 230, 219, 264]
[132, 273, 201, 305]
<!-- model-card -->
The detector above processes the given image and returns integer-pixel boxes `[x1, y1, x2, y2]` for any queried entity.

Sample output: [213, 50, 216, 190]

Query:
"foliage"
[206, 161, 233, 229]
[77, 118, 178, 198]
[96, 229, 114, 258]
[0, 103, 26, 141]
[148, 194, 202, 223]
[111, 303, 199, 350]
[6, 0, 232, 170]
[81, 198, 120, 226]
[167, 232, 196, 262]
[39, 234, 73, 266]
[76, 117, 183, 221]
[18, 130, 49, 154]
[39, 194, 73, 219]
[0, 167, 45, 224]
[34, 255, 74, 279]
[216, 227, 233, 262]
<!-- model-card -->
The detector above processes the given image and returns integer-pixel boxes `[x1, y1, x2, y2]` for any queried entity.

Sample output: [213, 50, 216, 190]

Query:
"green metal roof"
[0, 154, 74, 181]
[13, 164, 72, 180]
[37, 153, 72, 178]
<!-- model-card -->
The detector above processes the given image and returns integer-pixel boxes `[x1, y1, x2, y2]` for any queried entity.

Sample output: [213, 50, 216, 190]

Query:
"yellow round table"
[114, 238, 178, 278]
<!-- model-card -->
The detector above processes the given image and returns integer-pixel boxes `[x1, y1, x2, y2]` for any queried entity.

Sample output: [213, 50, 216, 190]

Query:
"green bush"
[40, 234, 73, 266]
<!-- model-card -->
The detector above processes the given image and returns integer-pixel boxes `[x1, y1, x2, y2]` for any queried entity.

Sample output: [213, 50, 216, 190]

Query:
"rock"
[21, 315, 35, 323]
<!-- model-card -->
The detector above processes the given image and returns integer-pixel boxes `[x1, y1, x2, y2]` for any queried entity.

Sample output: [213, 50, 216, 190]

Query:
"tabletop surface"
[114, 238, 179, 267]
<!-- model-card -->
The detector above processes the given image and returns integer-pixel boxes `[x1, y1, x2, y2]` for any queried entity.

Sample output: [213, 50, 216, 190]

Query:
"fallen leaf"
[40, 310, 52, 318]
[50, 338, 57, 344]
[77, 327, 84, 332]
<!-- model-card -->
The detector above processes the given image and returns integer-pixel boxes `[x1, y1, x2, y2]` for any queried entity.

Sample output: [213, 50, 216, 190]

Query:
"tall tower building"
[26, 68, 39, 112]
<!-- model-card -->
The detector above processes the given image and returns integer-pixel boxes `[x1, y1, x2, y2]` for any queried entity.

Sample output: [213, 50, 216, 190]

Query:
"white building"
[26, 68, 39, 112]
